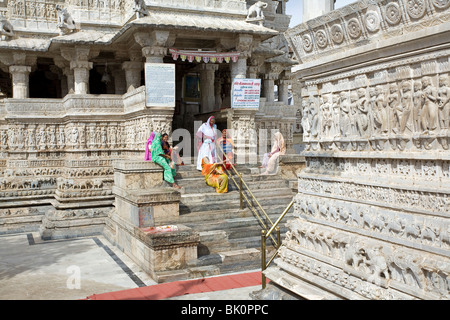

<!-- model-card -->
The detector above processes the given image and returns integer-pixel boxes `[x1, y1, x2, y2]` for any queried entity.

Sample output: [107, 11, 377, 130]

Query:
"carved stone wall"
[298, 49, 450, 152]
[0, 90, 174, 237]
[258, 0, 450, 300]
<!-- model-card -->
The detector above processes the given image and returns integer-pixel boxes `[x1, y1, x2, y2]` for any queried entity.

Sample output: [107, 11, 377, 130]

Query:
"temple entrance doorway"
[165, 54, 232, 159]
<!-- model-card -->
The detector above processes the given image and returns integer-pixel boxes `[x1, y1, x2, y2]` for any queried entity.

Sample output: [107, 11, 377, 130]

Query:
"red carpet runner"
[85, 271, 264, 300]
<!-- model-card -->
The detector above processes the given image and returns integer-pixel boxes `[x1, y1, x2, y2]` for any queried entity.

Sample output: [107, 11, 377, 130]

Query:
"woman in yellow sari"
[201, 157, 228, 193]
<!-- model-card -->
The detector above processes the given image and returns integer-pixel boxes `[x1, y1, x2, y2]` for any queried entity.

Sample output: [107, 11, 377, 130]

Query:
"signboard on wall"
[231, 78, 261, 109]
[145, 63, 175, 107]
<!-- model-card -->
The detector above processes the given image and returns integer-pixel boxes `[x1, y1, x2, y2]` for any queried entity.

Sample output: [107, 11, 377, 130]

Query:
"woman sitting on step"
[217, 129, 234, 170]
[144, 131, 155, 161]
[151, 132, 182, 189]
[260, 132, 286, 175]
[201, 157, 228, 194]
[161, 133, 184, 166]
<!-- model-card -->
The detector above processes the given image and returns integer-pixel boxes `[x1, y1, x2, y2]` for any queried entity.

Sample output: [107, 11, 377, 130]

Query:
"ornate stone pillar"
[9, 65, 31, 99]
[229, 108, 258, 165]
[248, 65, 259, 79]
[64, 67, 75, 94]
[214, 76, 223, 110]
[199, 64, 219, 113]
[264, 63, 283, 103]
[134, 30, 175, 64]
[231, 34, 254, 80]
[54, 56, 73, 95]
[111, 66, 127, 95]
[7, 52, 35, 99]
[121, 50, 143, 93]
[61, 47, 94, 94]
[122, 64, 142, 93]
[278, 79, 292, 104]
[71, 61, 92, 94]
[264, 73, 276, 103]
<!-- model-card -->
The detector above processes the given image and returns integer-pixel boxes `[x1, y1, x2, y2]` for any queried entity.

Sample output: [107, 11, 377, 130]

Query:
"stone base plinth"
[279, 154, 306, 181]
[112, 159, 181, 228]
[112, 186, 180, 228]
[105, 210, 199, 282]
[39, 206, 111, 240]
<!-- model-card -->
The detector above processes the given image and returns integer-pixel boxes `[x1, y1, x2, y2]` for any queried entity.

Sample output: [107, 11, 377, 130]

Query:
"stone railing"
[6, 0, 129, 30]
[4, 98, 63, 117]
[145, 0, 247, 15]
[285, 0, 450, 64]
[7, 0, 59, 22]
[66, 0, 128, 25]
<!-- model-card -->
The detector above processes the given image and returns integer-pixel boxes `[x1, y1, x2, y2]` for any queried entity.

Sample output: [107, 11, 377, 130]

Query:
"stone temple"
[0, 0, 449, 300]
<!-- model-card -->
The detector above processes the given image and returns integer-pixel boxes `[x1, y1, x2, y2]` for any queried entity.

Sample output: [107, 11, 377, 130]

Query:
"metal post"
[261, 229, 267, 289]
[276, 226, 281, 249]
[239, 173, 243, 209]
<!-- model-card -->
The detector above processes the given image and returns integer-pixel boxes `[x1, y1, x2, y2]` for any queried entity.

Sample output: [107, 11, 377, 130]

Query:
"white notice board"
[145, 63, 175, 107]
[231, 78, 261, 109]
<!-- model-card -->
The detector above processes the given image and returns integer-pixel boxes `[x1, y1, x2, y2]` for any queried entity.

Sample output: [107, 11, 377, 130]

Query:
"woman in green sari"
[151, 133, 182, 189]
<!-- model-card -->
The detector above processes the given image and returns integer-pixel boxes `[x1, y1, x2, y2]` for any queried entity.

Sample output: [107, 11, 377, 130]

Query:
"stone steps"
[170, 163, 295, 278]
[180, 189, 293, 214]
[178, 175, 286, 193]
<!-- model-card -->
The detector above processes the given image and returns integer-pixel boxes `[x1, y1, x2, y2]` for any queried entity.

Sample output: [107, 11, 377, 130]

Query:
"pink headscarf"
[145, 132, 155, 161]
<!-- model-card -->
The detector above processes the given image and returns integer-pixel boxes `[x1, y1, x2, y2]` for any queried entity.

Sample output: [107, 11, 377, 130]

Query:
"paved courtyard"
[0, 232, 259, 300]
[0, 232, 157, 300]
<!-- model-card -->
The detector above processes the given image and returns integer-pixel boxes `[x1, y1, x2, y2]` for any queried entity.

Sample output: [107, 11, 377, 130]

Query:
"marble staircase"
[158, 162, 295, 282]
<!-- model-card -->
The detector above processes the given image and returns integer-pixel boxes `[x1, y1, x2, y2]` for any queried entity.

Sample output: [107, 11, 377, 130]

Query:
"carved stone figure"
[339, 92, 351, 137]
[48, 127, 56, 148]
[331, 94, 340, 137]
[421, 76, 440, 134]
[390, 252, 426, 289]
[57, 126, 65, 148]
[345, 240, 366, 270]
[1, 129, 8, 149]
[374, 85, 388, 135]
[133, 0, 149, 19]
[365, 245, 390, 281]
[399, 80, 413, 134]
[303, 96, 319, 139]
[437, 74, 450, 130]
[301, 99, 311, 138]
[37, 127, 46, 150]
[320, 95, 333, 137]
[413, 80, 425, 133]
[355, 88, 370, 137]
[0, 16, 14, 40]
[387, 83, 401, 134]
[56, 5, 76, 35]
[349, 91, 358, 136]
[71, 127, 79, 147]
[247, 1, 268, 20]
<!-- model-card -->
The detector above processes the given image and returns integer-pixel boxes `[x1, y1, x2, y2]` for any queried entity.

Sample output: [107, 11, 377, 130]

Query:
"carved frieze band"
[297, 176, 448, 216]
[0, 117, 172, 152]
[293, 193, 449, 255]
[286, 0, 450, 61]
[304, 157, 450, 184]
[279, 218, 449, 299]
[301, 51, 450, 152]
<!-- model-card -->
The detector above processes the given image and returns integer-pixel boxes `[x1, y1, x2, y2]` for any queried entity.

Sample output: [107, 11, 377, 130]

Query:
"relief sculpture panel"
[266, 0, 450, 300]
[300, 55, 450, 153]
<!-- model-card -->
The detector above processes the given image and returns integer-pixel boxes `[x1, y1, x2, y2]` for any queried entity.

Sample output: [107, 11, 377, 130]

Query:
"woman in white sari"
[260, 132, 286, 175]
[196, 116, 218, 170]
